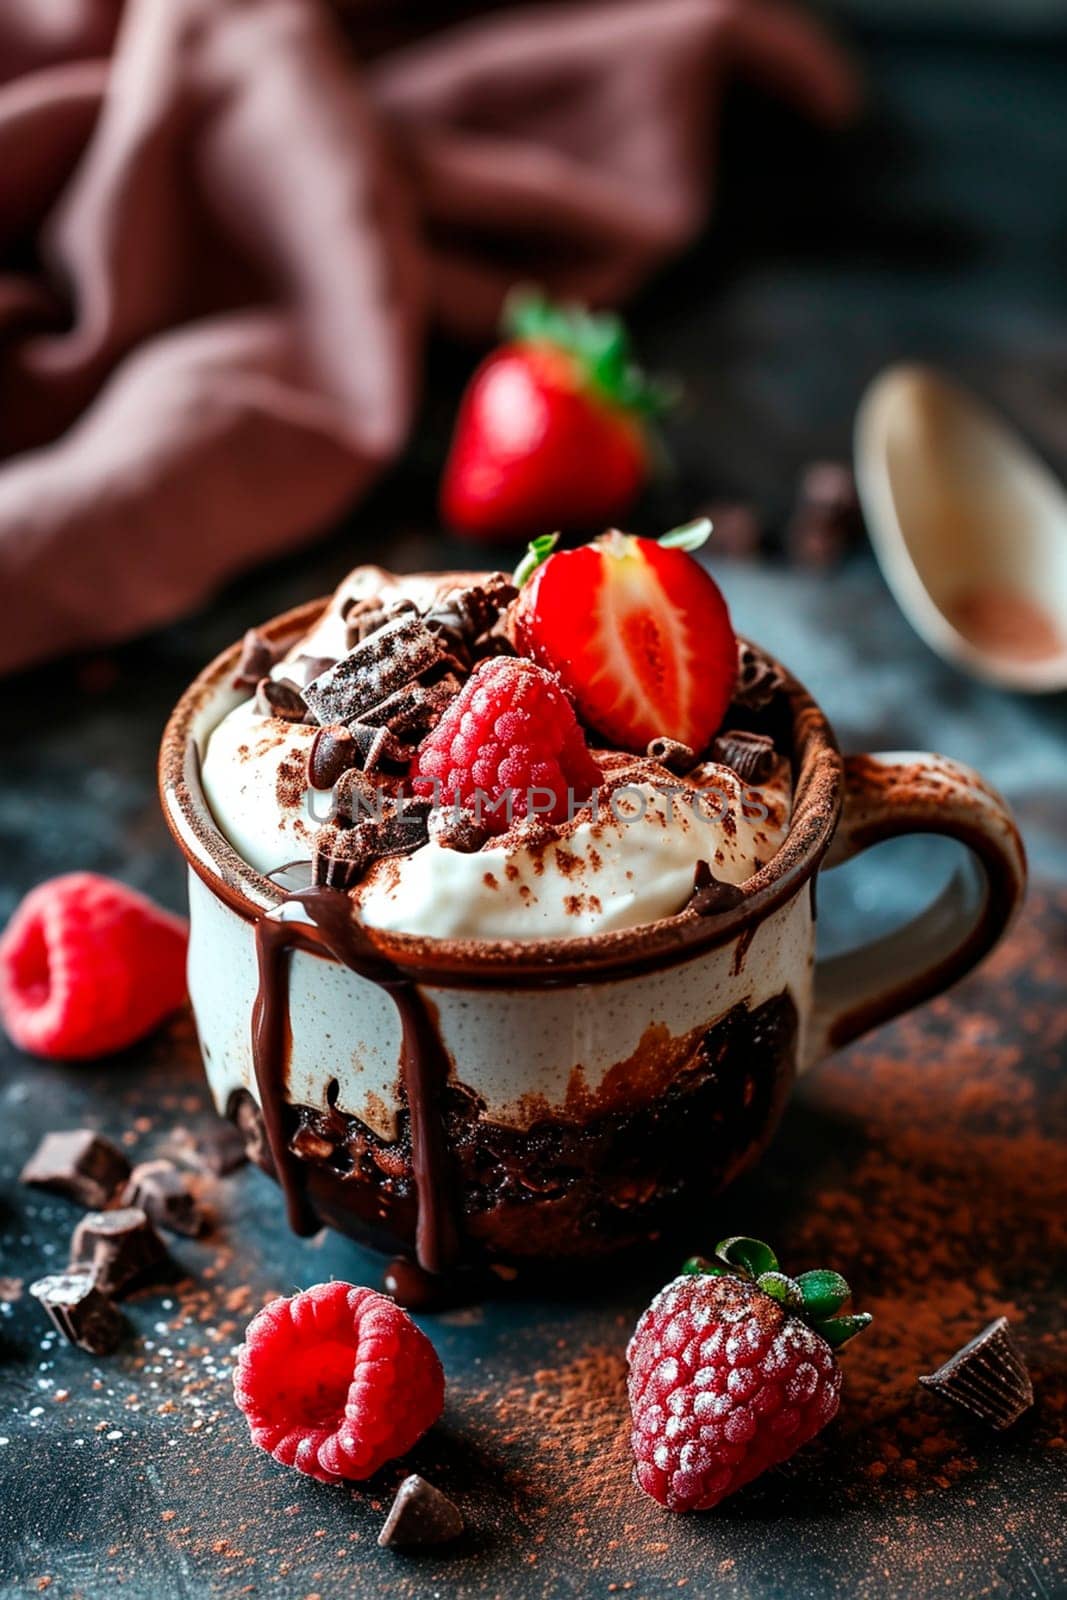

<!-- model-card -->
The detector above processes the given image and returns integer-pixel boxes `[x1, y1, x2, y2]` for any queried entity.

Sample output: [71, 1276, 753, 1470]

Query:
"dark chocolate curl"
[233, 628, 280, 690]
[688, 859, 745, 916]
[646, 736, 697, 774]
[254, 676, 308, 722]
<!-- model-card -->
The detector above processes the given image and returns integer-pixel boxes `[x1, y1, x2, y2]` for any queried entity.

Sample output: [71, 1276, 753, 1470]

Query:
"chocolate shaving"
[919, 1316, 1033, 1430]
[254, 676, 308, 722]
[122, 1160, 205, 1237]
[20, 1130, 130, 1210]
[312, 796, 432, 890]
[358, 673, 462, 741]
[424, 574, 518, 660]
[428, 804, 491, 852]
[734, 643, 785, 711]
[69, 1207, 170, 1297]
[30, 1270, 124, 1355]
[688, 860, 746, 916]
[342, 595, 417, 649]
[332, 767, 381, 824]
[302, 614, 453, 728]
[307, 723, 414, 788]
[378, 1474, 464, 1549]
[646, 736, 697, 775]
[711, 729, 777, 784]
[233, 628, 280, 690]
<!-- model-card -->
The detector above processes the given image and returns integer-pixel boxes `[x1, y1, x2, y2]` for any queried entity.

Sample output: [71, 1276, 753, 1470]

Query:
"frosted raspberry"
[233, 1282, 444, 1483]
[0, 873, 188, 1060]
[411, 656, 601, 833]
[627, 1238, 870, 1511]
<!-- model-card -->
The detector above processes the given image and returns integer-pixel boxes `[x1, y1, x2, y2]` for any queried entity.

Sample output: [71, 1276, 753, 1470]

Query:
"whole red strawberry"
[512, 521, 737, 753]
[627, 1237, 871, 1512]
[441, 292, 671, 541]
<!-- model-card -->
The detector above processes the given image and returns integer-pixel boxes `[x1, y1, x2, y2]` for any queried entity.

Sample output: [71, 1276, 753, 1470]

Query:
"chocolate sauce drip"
[250, 888, 460, 1273]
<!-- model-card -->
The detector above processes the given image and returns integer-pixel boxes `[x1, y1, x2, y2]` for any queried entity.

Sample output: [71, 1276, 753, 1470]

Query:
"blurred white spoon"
[855, 364, 1067, 692]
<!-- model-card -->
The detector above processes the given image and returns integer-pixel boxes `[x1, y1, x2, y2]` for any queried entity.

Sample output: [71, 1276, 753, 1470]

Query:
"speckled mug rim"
[159, 597, 843, 987]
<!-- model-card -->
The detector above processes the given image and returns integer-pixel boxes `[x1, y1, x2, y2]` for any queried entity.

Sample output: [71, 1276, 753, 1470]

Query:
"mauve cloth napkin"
[0, 0, 856, 674]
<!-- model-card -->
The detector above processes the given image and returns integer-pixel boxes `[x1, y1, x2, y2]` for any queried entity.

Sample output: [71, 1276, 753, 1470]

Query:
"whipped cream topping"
[200, 567, 793, 940]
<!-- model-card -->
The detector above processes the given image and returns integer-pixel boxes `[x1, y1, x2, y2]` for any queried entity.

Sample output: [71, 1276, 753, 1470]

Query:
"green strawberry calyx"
[512, 518, 711, 589]
[681, 1236, 872, 1349]
[503, 287, 678, 418]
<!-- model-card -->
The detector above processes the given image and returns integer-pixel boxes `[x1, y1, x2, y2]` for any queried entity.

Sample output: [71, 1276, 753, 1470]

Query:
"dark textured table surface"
[2, 21, 1066, 1600]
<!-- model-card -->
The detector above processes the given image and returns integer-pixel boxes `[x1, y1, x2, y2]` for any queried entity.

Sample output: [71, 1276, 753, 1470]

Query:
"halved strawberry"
[512, 523, 737, 753]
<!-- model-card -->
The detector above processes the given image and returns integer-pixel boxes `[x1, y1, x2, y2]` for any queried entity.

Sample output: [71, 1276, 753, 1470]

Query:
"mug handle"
[804, 752, 1027, 1068]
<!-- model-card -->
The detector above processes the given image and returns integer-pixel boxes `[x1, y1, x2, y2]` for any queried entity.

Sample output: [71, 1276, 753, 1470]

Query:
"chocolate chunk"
[786, 461, 864, 568]
[253, 676, 308, 722]
[734, 642, 785, 711]
[302, 615, 450, 728]
[688, 860, 745, 916]
[428, 804, 491, 853]
[233, 628, 280, 690]
[332, 767, 382, 824]
[312, 796, 431, 890]
[711, 729, 777, 785]
[20, 1130, 130, 1210]
[378, 1475, 464, 1549]
[122, 1160, 205, 1237]
[69, 1207, 170, 1297]
[167, 1121, 248, 1177]
[646, 737, 697, 775]
[704, 502, 764, 561]
[919, 1316, 1033, 1429]
[359, 673, 462, 742]
[30, 1270, 124, 1355]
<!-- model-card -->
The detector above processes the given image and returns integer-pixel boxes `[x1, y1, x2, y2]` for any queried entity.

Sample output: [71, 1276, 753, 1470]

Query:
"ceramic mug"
[160, 600, 1026, 1273]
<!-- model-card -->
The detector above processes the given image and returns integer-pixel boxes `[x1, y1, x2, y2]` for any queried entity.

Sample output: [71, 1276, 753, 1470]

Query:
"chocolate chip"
[734, 643, 785, 712]
[919, 1316, 1033, 1430]
[688, 860, 746, 916]
[233, 628, 280, 690]
[253, 676, 308, 722]
[786, 461, 864, 569]
[646, 737, 697, 775]
[69, 1207, 170, 1297]
[711, 729, 777, 785]
[378, 1475, 464, 1549]
[166, 1122, 247, 1177]
[30, 1270, 124, 1355]
[20, 1130, 130, 1210]
[427, 804, 491, 853]
[308, 725, 361, 790]
[122, 1160, 205, 1237]
[302, 615, 451, 728]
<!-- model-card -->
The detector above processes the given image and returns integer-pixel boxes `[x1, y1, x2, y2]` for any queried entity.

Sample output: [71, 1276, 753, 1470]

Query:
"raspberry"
[0, 873, 188, 1060]
[412, 656, 602, 833]
[627, 1238, 870, 1511]
[233, 1282, 445, 1483]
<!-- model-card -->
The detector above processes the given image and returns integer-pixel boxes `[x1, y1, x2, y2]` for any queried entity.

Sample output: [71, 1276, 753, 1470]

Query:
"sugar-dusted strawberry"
[440, 292, 672, 541]
[512, 521, 737, 753]
[627, 1237, 871, 1512]
[0, 873, 188, 1060]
